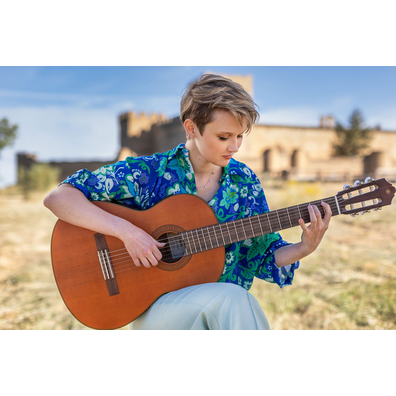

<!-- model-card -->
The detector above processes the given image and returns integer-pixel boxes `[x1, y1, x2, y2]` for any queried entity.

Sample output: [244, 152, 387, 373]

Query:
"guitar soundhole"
[160, 232, 186, 263]
[151, 225, 191, 271]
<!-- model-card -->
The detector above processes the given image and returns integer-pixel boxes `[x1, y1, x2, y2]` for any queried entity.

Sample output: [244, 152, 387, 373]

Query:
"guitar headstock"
[336, 177, 395, 217]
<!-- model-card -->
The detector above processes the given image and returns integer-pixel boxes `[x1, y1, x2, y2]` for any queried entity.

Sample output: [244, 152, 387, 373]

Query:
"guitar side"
[50, 194, 225, 330]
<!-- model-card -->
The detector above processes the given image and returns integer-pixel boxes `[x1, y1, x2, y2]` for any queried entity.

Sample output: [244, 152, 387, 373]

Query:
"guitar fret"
[297, 205, 302, 220]
[276, 210, 282, 229]
[241, 219, 247, 239]
[183, 232, 191, 255]
[196, 229, 203, 252]
[219, 224, 226, 245]
[208, 228, 214, 250]
[225, 222, 232, 244]
[288, 206, 300, 228]
[257, 215, 264, 235]
[186, 232, 193, 254]
[201, 229, 208, 251]
[286, 207, 292, 228]
[280, 208, 295, 229]
[190, 230, 198, 254]
[267, 212, 273, 232]
[213, 225, 220, 247]
[248, 217, 255, 238]
[233, 221, 240, 241]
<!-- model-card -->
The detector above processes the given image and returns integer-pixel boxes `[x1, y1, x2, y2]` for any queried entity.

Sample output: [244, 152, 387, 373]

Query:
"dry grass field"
[252, 179, 396, 330]
[1, 179, 395, 330]
[0, 188, 92, 329]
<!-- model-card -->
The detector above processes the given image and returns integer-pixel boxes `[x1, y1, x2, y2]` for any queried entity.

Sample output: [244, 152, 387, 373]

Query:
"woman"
[44, 74, 332, 330]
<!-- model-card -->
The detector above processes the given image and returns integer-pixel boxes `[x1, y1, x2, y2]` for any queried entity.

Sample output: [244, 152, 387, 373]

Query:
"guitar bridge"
[94, 233, 119, 296]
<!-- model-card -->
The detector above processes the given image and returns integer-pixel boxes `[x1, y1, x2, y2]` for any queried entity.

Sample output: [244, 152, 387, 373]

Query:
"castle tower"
[320, 115, 335, 129]
[120, 111, 167, 139]
[118, 111, 168, 160]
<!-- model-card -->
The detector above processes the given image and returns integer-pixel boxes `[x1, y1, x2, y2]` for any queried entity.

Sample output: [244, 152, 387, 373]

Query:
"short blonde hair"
[180, 73, 259, 135]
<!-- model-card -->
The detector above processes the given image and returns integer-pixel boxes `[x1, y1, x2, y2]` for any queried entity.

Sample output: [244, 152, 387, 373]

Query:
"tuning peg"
[354, 180, 362, 187]
[343, 183, 352, 190]
[350, 213, 358, 218]
[364, 177, 374, 184]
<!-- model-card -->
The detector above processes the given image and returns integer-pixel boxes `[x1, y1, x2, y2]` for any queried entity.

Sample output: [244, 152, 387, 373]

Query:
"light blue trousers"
[129, 283, 270, 330]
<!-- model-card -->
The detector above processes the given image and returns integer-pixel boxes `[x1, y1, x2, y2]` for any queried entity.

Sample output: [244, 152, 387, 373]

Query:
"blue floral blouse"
[60, 143, 299, 290]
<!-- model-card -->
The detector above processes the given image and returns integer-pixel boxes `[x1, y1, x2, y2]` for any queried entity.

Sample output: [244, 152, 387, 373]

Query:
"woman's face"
[191, 109, 247, 168]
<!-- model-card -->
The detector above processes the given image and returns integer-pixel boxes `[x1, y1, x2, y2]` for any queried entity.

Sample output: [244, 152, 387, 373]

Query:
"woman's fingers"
[322, 201, 332, 227]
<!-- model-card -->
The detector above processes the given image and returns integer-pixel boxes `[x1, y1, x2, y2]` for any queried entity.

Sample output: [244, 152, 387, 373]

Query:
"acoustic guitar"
[51, 177, 395, 329]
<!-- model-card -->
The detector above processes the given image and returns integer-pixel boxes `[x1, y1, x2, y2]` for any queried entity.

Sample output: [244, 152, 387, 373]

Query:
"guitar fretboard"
[181, 196, 339, 255]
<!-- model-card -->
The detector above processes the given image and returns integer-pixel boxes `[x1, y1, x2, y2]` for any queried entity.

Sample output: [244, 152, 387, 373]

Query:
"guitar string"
[109, 196, 339, 258]
[88, 198, 374, 277]
[135, 186, 374, 254]
[108, 190, 372, 261]
[68, 197, 337, 271]
[75, 191, 377, 277]
[108, 198, 340, 264]
[106, 198, 341, 267]
[107, 192, 330, 274]
[63, 197, 337, 273]
[107, 202, 340, 266]
[107, 205, 346, 275]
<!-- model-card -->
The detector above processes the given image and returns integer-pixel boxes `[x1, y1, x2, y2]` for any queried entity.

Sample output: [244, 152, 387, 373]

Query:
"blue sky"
[1, 66, 396, 188]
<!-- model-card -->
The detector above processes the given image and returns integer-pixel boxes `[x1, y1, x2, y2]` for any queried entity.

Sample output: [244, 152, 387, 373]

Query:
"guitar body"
[51, 194, 225, 330]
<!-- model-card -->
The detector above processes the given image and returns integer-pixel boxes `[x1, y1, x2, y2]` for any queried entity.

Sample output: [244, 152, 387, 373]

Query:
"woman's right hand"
[117, 222, 166, 268]
[44, 184, 165, 268]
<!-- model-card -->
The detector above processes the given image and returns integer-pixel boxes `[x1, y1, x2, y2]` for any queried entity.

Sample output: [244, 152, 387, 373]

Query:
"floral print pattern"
[61, 143, 299, 290]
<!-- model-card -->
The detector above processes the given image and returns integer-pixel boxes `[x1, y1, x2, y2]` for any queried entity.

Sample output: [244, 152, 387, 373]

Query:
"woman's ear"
[184, 119, 196, 139]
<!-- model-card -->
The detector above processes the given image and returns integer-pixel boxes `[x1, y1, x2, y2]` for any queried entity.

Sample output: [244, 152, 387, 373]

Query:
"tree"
[333, 109, 373, 157]
[0, 118, 18, 156]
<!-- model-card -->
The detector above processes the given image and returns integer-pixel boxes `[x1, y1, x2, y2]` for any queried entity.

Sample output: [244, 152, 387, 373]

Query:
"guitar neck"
[180, 196, 339, 255]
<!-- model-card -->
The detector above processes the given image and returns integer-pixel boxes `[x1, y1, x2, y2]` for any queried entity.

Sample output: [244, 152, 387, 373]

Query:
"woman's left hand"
[299, 201, 332, 255]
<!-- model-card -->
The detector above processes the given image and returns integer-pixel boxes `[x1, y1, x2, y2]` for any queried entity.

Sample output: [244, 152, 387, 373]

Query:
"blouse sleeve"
[59, 155, 160, 209]
[254, 235, 299, 288]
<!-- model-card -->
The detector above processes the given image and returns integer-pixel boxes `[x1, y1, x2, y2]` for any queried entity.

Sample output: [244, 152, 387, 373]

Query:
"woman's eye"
[219, 135, 243, 141]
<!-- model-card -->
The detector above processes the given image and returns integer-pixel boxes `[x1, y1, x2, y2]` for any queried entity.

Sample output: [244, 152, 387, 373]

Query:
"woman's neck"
[185, 140, 219, 177]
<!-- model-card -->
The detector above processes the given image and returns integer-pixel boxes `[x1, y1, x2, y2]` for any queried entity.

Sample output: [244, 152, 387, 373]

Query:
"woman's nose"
[228, 139, 239, 153]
